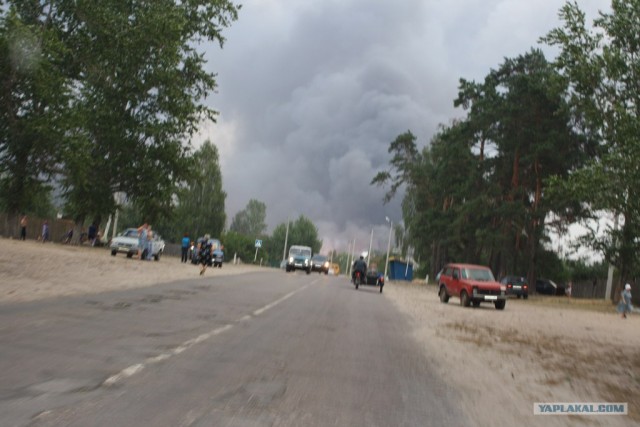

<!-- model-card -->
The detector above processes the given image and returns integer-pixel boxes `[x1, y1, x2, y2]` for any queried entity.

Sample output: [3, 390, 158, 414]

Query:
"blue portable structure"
[389, 259, 413, 281]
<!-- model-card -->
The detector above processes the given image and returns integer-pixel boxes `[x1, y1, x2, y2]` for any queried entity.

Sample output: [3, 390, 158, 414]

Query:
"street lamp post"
[384, 217, 393, 282]
[281, 218, 290, 264]
[367, 227, 373, 266]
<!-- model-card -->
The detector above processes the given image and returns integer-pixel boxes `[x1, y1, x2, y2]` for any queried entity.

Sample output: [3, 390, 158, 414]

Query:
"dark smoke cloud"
[196, 0, 607, 254]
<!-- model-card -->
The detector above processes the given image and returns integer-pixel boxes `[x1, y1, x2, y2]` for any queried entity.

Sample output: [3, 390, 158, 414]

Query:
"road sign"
[255, 239, 262, 248]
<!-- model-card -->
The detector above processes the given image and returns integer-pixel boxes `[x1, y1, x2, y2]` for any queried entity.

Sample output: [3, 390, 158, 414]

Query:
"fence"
[0, 213, 75, 242]
[570, 279, 638, 305]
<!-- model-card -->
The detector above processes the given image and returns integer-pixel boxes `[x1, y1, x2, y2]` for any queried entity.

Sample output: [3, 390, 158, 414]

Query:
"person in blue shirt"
[181, 233, 190, 263]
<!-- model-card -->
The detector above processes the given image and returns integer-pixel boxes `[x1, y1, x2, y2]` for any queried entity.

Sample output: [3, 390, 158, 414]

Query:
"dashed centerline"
[102, 284, 310, 387]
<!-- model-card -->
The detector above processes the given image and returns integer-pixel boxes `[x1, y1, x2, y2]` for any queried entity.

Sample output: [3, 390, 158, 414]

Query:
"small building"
[389, 259, 413, 281]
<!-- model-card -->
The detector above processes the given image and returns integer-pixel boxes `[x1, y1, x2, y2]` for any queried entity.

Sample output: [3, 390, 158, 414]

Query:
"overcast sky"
[195, 0, 608, 255]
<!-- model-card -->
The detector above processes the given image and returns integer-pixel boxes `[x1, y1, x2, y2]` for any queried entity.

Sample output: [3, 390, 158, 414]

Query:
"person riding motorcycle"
[352, 255, 367, 282]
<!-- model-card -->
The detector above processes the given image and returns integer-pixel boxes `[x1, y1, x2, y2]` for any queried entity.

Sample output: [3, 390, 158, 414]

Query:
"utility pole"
[605, 213, 619, 301]
[282, 218, 290, 263]
[367, 227, 373, 266]
[346, 239, 352, 277]
[384, 217, 393, 282]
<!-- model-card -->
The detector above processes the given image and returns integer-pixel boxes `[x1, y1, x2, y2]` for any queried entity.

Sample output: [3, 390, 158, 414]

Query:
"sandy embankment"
[0, 238, 264, 303]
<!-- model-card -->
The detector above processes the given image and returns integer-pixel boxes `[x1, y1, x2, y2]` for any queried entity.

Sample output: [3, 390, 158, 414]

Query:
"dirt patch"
[385, 281, 639, 427]
[0, 237, 267, 303]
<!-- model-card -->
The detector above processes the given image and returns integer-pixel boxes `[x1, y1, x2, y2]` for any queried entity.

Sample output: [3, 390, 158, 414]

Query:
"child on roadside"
[41, 220, 50, 243]
[617, 284, 633, 318]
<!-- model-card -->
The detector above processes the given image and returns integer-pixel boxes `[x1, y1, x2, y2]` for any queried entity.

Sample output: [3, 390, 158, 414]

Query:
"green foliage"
[0, 9, 73, 221]
[165, 141, 226, 242]
[222, 230, 256, 264]
[0, 0, 240, 233]
[374, 50, 583, 285]
[564, 259, 608, 282]
[230, 199, 267, 237]
[542, 0, 640, 283]
[267, 215, 322, 265]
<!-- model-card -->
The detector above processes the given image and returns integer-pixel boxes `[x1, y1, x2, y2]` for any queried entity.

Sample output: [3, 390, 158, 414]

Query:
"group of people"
[19, 214, 49, 243]
[20, 214, 105, 246]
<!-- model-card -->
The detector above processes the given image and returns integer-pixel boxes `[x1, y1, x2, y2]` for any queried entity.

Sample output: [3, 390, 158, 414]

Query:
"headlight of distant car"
[304, 259, 309, 265]
[289, 257, 294, 263]
[323, 262, 329, 268]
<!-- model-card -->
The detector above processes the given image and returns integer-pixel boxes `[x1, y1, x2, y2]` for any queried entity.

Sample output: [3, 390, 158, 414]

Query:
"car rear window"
[462, 268, 495, 281]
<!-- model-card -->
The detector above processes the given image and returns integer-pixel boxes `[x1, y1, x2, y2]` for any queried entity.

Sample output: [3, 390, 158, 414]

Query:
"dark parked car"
[500, 275, 529, 299]
[310, 254, 329, 274]
[535, 278, 565, 296]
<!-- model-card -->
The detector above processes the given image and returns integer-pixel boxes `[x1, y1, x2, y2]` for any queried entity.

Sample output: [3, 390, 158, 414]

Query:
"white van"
[286, 245, 313, 274]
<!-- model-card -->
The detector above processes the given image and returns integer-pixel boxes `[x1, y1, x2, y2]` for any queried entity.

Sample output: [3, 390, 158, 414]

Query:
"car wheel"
[126, 253, 133, 258]
[495, 300, 506, 310]
[154, 251, 161, 261]
[460, 290, 471, 307]
[439, 287, 449, 303]
[111, 250, 117, 256]
[472, 300, 480, 308]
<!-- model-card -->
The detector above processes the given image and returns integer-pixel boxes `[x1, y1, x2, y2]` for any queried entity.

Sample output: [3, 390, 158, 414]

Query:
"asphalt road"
[0, 270, 470, 427]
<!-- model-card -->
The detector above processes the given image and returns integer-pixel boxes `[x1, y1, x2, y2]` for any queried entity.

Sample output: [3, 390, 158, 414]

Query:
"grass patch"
[515, 295, 615, 313]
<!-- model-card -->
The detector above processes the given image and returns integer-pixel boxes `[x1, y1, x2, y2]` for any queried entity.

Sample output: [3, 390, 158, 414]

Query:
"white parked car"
[110, 228, 165, 261]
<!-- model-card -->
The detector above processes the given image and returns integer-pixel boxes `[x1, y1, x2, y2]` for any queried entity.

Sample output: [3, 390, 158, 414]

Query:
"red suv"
[438, 263, 507, 310]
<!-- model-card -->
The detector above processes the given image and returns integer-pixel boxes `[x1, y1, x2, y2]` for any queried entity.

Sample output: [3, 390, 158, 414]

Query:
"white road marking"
[102, 285, 309, 387]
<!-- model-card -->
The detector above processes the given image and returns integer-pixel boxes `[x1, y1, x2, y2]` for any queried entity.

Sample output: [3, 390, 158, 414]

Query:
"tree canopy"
[542, 0, 640, 286]
[0, 0, 240, 236]
[230, 199, 267, 237]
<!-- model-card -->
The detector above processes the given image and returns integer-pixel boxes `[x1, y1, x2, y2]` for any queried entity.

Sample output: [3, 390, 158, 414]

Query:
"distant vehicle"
[286, 245, 312, 274]
[110, 228, 165, 261]
[310, 254, 329, 274]
[438, 263, 507, 310]
[211, 239, 224, 268]
[500, 275, 529, 299]
[535, 278, 565, 296]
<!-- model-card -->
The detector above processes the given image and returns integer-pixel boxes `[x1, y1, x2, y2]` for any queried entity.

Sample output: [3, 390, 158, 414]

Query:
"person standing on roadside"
[181, 233, 190, 263]
[41, 220, 50, 243]
[20, 214, 27, 240]
[146, 225, 154, 260]
[136, 222, 148, 260]
[618, 284, 633, 319]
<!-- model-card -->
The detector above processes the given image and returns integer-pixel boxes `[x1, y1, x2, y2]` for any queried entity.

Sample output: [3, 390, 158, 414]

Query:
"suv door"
[450, 267, 461, 297]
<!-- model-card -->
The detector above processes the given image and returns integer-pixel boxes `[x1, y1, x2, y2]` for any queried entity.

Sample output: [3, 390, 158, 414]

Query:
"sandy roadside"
[0, 238, 267, 303]
[385, 281, 639, 427]
[1, 238, 637, 426]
